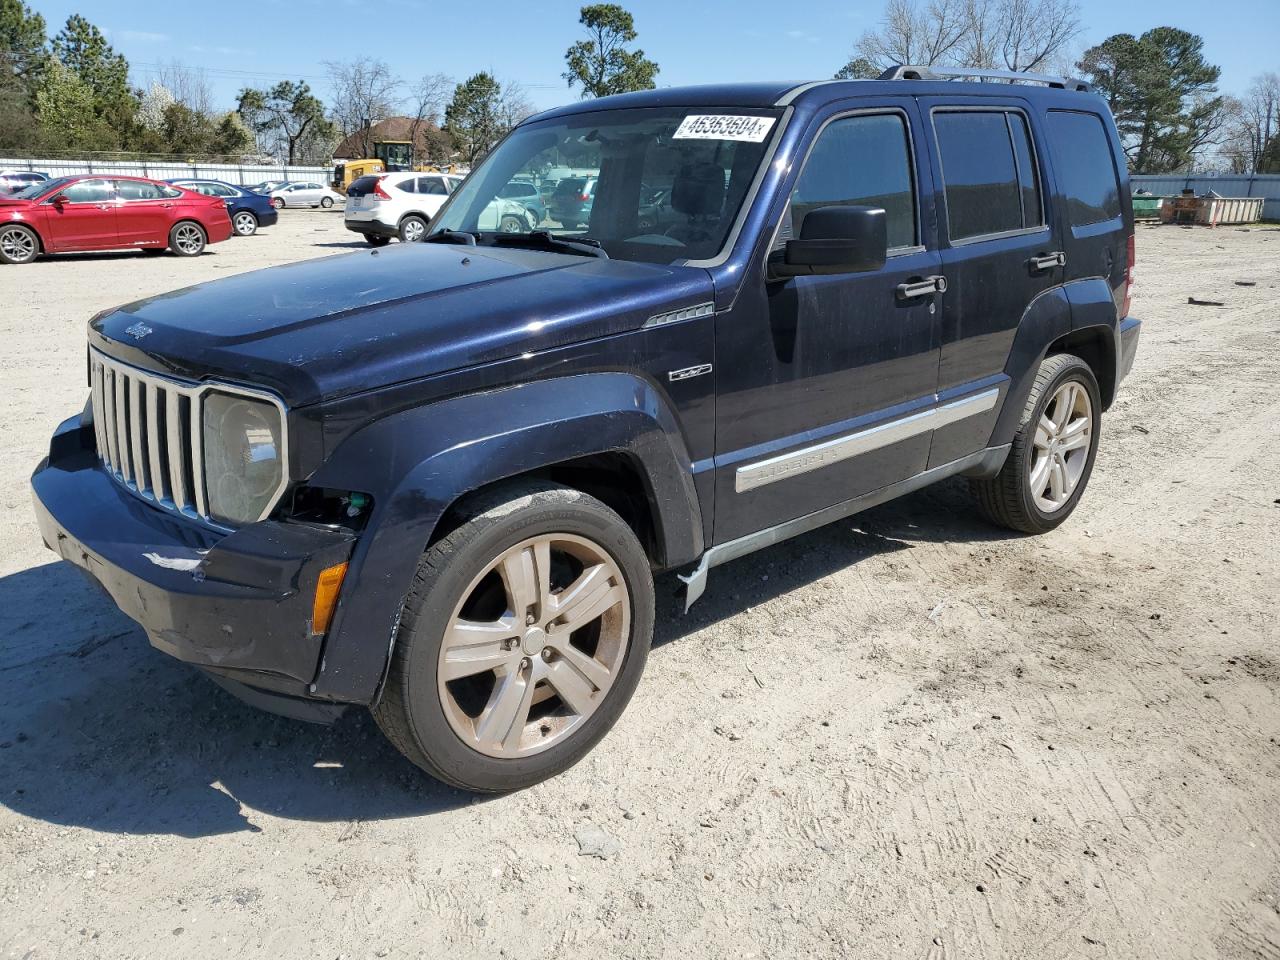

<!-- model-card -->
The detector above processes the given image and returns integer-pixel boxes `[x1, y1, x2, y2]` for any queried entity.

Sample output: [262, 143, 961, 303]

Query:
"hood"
[89, 242, 712, 406]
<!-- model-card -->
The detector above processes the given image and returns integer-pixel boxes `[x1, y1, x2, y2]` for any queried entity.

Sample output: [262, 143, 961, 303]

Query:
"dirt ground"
[1, 211, 1278, 960]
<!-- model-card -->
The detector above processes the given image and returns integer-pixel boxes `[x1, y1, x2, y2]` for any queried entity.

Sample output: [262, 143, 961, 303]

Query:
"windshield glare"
[434, 107, 782, 264]
[15, 176, 72, 200]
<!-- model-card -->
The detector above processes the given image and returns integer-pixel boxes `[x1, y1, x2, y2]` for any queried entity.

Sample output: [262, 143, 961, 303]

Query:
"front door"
[713, 102, 944, 544]
[41, 178, 118, 251]
[918, 98, 1065, 467]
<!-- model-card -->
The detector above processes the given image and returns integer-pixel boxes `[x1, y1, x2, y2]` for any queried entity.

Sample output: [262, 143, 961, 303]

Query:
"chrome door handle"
[1030, 251, 1066, 272]
[896, 275, 947, 300]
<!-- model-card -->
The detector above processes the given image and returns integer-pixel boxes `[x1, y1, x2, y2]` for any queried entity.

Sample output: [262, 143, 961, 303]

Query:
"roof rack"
[879, 65, 1091, 93]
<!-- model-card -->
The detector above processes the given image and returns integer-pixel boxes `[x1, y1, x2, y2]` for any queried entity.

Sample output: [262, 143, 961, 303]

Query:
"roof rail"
[879, 65, 1091, 93]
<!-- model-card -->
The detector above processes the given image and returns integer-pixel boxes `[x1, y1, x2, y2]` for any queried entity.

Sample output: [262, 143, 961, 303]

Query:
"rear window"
[934, 111, 1036, 241]
[554, 178, 586, 196]
[347, 176, 381, 198]
[1046, 110, 1122, 226]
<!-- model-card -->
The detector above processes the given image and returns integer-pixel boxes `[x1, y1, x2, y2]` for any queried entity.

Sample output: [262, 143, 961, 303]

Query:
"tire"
[232, 211, 258, 237]
[373, 479, 655, 793]
[321, 196, 334, 209]
[970, 353, 1101, 534]
[366, 235, 392, 247]
[272, 197, 284, 209]
[499, 214, 524, 234]
[0, 224, 39, 264]
[168, 221, 207, 257]
[398, 214, 428, 243]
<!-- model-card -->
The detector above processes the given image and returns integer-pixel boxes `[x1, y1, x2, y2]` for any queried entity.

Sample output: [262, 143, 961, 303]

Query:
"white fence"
[1131, 174, 1280, 221]
[0, 157, 332, 186]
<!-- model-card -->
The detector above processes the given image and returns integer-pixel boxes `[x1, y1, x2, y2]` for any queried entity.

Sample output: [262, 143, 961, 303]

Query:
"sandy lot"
[1, 211, 1278, 960]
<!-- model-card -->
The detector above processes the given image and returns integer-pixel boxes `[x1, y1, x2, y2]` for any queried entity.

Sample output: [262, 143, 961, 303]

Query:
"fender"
[305, 371, 704, 704]
[987, 278, 1118, 447]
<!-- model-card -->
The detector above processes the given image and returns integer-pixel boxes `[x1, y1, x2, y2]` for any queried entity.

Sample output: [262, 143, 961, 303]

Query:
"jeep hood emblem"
[125, 322, 153, 340]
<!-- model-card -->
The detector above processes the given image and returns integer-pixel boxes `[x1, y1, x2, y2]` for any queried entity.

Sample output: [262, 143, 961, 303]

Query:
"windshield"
[433, 106, 782, 264]
[15, 176, 73, 200]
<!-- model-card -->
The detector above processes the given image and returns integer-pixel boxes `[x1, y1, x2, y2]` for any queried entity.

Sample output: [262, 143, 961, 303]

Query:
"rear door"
[41, 178, 118, 250]
[112, 180, 178, 246]
[919, 97, 1063, 466]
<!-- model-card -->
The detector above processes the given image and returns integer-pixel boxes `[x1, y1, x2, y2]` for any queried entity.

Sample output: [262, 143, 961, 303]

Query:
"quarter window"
[934, 110, 1046, 241]
[1046, 110, 1121, 226]
[787, 113, 917, 250]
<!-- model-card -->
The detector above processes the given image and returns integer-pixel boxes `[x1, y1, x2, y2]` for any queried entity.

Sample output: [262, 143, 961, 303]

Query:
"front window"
[432, 106, 783, 264]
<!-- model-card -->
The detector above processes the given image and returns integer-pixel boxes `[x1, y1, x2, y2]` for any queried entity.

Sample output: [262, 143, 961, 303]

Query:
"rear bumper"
[255, 207, 279, 228]
[1118, 316, 1141, 384]
[345, 218, 397, 239]
[31, 413, 357, 701]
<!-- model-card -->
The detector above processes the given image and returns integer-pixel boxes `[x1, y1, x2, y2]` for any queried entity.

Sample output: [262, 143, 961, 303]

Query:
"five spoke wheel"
[1029, 379, 1092, 513]
[437, 534, 630, 759]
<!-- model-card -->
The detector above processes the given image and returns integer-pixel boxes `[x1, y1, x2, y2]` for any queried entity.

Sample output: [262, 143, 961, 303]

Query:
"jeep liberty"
[31, 67, 1141, 792]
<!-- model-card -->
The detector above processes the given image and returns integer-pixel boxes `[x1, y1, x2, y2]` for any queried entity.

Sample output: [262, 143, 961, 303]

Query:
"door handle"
[160, 202, 174, 208]
[1029, 251, 1066, 272]
[896, 275, 947, 300]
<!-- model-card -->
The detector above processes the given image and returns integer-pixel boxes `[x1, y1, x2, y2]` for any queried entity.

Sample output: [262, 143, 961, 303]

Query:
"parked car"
[0, 170, 49, 196]
[167, 178, 279, 236]
[344, 172, 534, 245]
[246, 180, 288, 195]
[0, 174, 232, 263]
[498, 179, 547, 225]
[548, 176, 596, 228]
[31, 70, 1139, 793]
[268, 181, 343, 209]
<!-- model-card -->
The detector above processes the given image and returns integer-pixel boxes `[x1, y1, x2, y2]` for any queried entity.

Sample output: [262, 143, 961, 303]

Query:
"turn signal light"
[312, 561, 348, 635]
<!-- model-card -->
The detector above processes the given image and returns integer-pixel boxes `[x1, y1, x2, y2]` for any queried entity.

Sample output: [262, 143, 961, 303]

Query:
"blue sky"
[31, 0, 1280, 113]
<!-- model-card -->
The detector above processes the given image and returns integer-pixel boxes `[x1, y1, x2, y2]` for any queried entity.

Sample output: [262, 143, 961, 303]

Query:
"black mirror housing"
[772, 205, 888, 277]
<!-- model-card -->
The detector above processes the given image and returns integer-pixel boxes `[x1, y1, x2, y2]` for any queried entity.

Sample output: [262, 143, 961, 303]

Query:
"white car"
[268, 181, 343, 209]
[0, 170, 49, 196]
[344, 171, 536, 246]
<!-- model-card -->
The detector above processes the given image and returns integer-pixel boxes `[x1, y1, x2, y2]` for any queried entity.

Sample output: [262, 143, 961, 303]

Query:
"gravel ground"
[1, 211, 1278, 960]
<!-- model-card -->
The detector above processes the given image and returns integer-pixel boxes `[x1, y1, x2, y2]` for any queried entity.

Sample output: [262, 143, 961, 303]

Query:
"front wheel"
[499, 214, 524, 234]
[0, 224, 39, 264]
[232, 211, 258, 236]
[970, 353, 1101, 534]
[373, 480, 655, 793]
[321, 196, 334, 209]
[168, 221, 207, 257]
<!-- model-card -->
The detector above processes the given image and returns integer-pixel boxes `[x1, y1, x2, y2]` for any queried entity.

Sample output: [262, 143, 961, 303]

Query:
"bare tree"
[1222, 73, 1280, 173]
[844, 0, 1081, 76]
[407, 71, 452, 163]
[151, 60, 214, 116]
[325, 57, 401, 157]
[497, 78, 535, 129]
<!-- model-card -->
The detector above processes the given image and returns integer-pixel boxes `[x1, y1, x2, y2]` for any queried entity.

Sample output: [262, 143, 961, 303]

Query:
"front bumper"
[1118, 316, 1141, 384]
[31, 413, 356, 701]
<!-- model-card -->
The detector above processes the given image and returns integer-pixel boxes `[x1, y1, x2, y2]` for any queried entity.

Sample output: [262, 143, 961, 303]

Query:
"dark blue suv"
[33, 68, 1139, 792]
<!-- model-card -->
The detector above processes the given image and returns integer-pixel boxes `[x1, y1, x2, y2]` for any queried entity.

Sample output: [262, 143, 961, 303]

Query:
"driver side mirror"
[769, 205, 888, 279]
[51, 194, 68, 205]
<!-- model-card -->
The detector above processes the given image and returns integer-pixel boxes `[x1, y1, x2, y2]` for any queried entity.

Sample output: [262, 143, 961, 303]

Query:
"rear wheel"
[232, 211, 258, 237]
[321, 196, 334, 209]
[272, 197, 284, 209]
[398, 215, 428, 242]
[366, 235, 392, 247]
[373, 480, 655, 793]
[499, 214, 524, 234]
[0, 224, 39, 264]
[970, 353, 1101, 534]
[168, 221, 207, 257]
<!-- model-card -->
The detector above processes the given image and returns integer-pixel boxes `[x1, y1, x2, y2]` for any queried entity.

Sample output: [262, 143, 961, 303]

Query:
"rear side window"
[1046, 110, 1121, 226]
[419, 177, 448, 195]
[935, 111, 1041, 241]
[789, 112, 917, 250]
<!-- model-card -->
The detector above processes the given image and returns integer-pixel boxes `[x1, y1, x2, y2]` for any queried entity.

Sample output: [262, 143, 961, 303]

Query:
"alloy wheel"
[0, 226, 36, 263]
[233, 212, 257, 236]
[1029, 379, 1093, 513]
[173, 224, 204, 255]
[437, 533, 630, 759]
[402, 218, 426, 242]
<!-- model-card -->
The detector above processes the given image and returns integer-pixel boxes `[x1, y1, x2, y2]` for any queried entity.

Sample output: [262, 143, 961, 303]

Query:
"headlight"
[202, 391, 285, 526]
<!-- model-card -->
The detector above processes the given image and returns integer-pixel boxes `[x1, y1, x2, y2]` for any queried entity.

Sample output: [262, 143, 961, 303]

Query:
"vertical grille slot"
[87, 348, 288, 528]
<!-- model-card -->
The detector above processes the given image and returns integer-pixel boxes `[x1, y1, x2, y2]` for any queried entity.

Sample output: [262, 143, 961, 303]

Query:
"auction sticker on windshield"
[673, 115, 776, 142]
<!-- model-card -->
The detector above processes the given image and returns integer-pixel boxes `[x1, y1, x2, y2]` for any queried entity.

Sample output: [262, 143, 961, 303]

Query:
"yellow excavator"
[331, 158, 387, 194]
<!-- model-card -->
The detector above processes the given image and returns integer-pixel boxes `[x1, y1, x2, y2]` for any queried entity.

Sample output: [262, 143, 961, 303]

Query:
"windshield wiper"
[424, 228, 478, 246]
[490, 229, 609, 259]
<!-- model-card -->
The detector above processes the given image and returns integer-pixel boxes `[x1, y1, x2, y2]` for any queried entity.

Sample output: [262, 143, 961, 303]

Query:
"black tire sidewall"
[1013, 358, 1102, 530]
[0, 225, 38, 264]
[398, 216, 427, 242]
[234, 212, 257, 236]
[321, 196, 334, 208]
[392, 488, 654, 792]
[168, 222, 206, 256]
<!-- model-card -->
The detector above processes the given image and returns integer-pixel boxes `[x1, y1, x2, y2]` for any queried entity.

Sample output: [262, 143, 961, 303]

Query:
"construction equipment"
[332, 158, 386, 194]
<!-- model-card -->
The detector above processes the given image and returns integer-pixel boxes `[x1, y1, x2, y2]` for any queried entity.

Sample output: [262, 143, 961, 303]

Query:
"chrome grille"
[89, 349, 287, 526]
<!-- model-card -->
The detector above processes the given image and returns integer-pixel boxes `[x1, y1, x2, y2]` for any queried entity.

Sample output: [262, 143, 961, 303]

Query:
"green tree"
[33, 58, 114, 150]
[444, 71, 505, 164]
[563, 4, 658, 99]
[1, 0, 47, 93]
[209, 111, 254, 158]
[1078, 27, 1222, 173]
[236, 80, 331, 163]
[834, 57, 880, 80]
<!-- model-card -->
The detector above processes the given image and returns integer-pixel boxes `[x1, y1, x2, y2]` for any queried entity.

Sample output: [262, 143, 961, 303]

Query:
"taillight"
[373, 177, 392, 201]
[578, 192, 590, 202]
[1120, 232, 1135, 318]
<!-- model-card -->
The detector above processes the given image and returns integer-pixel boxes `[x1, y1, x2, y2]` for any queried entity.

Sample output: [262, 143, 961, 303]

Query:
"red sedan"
[0, 175, 233, 265]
